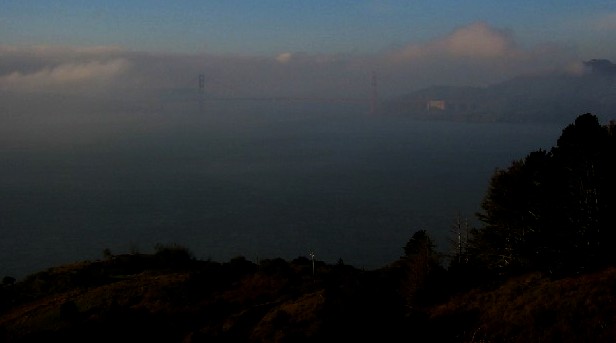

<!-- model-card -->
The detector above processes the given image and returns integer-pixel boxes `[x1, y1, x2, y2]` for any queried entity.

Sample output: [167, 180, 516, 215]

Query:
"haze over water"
[0, 97, 564, 279]
[2, 1, 614, 280]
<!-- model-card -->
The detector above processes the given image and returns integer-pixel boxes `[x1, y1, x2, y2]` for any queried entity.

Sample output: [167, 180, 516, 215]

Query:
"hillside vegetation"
[2, 250, 616, 342]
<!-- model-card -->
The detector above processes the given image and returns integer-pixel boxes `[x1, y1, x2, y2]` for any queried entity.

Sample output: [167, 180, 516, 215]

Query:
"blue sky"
[2, 1, 615, 56]
[1, 1, 615, 97]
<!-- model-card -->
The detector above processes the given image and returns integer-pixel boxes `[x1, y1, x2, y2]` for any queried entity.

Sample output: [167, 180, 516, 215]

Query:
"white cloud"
[373, 21, 581, 93]
[276, 52, 293, 63]
[0, 58, 130, 90]
[0, 44, 132, 92]
[443, 22, 515, 58]
[390, 22, 517, 62]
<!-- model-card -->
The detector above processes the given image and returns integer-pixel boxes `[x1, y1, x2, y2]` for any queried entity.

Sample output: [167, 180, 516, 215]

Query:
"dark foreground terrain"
[1, 247, 615, 343]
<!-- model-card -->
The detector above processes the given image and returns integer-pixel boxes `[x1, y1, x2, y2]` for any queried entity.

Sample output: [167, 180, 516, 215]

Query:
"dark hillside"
[2, 253, 616, 342]
[429, 268, 616, 342]
[0, 251, 416, 342]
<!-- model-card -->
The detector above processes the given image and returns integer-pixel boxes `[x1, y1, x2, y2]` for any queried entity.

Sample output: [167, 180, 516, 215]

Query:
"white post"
[309, 251, 315, 277]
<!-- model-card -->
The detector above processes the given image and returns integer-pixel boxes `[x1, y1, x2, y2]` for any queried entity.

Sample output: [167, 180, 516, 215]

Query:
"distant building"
[426, 100, 446, 111]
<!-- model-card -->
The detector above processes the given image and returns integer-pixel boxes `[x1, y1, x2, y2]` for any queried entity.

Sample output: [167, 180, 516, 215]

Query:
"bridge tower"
[198, 73, 206, 93]
[198, 73, 205, 110]
[370, 71, 379, 114]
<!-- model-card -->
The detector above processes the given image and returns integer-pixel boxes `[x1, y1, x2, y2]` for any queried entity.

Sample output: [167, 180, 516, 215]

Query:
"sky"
[1, 1, 616, 97]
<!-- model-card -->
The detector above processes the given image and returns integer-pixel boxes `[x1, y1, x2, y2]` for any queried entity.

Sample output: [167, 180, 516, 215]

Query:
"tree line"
[441, 113, 616, 279]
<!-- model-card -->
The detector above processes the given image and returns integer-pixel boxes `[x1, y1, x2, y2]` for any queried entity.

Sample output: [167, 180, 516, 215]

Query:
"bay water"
[0, 100, 564, 279]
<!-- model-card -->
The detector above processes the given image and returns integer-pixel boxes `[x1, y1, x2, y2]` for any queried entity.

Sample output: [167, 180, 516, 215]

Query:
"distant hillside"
[383, 59, 616, 123]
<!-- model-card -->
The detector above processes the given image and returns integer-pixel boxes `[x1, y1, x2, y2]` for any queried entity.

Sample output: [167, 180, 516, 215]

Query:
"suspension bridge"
[196, 72, 380, 114]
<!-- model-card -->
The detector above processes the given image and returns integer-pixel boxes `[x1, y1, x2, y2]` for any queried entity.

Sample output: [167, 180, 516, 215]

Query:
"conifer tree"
[475, 113, 616, 275]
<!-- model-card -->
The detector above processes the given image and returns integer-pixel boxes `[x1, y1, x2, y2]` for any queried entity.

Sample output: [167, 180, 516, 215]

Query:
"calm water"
[0, 100, 564, 279]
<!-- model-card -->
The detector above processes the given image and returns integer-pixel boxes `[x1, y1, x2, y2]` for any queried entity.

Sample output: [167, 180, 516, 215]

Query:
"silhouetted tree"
[404, 230, 435, 258]
[2, 276, 16, 286]
[476, 149, 553, 272]
[400, 230, 443, 306]
[550, 113, 616, 268]
[475, 113, 616, 275]
[154, 243, 194, 268]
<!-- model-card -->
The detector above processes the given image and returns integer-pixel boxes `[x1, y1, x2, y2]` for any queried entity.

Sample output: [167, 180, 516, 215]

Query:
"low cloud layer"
[0, 22, 588, 99]
[0, 59, 130, 91]
[0, 45, 131, 93]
